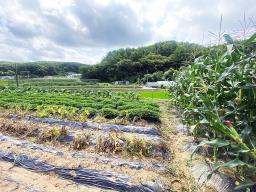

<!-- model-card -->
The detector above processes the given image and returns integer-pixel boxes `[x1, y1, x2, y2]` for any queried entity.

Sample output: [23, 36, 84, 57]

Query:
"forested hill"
[80, 41, 204, 82]
[0, 61, 88, 77]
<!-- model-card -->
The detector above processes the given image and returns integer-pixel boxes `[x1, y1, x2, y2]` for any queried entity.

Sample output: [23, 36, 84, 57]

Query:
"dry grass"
[122, 135, 153, 157]
[73, 132, 93, 150]
[158, 101, 201, 192]
[38, 126, 67, 143]
[0, 118, 40, 138]
[0, 115, 168, 159]
[96, 131, 125, 154]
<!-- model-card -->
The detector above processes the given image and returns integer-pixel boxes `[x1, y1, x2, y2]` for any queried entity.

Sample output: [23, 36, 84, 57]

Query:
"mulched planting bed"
[0, 150, 162, 192]
[0, 116, 169, 159]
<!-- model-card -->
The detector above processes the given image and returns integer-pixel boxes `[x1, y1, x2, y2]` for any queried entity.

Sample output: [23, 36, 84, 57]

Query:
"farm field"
[137, 90, 169, 99]
[0, 78, 142, 88]
[1, 32, 256, 191]
[0, 81, 204, 191]
[0, 1, 255, 190]
[0, 89, 161, 121]
[0, 87, 184, 191]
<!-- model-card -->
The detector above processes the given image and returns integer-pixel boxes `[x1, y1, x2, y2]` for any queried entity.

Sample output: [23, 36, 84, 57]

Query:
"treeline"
[80, 41, 204, 82]
[0, 61, 86, 77]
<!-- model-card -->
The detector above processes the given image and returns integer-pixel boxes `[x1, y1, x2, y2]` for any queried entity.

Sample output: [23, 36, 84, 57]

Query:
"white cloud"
[0, 0, 255, 64]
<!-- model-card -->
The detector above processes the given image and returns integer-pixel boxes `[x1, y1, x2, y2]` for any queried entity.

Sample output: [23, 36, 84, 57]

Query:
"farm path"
[157, 101, 200, 192]
[158, 101, 221, 192]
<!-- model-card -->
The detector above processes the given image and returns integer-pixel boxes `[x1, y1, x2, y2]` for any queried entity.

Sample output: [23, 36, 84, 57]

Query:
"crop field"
[0, 8, 255, 190]
[137, 91, 169, 99]
[0, 78, 142, 89]
[0, 89, 160, 122]
[1, 32, 256, 191]
[0, 87, 178, 191]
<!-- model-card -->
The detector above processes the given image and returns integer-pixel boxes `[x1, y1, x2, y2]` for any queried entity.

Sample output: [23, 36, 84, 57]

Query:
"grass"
[136, 90, 169, 99]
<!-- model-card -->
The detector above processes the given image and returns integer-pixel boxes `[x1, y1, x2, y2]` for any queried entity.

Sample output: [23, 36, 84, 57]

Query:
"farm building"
[66, 72, 82, 78]
[0, 76, 15, 80]
[145, 81, 176, 88]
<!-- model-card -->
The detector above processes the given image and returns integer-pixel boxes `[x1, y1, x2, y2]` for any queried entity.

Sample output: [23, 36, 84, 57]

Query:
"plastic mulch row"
[0, 151, 156, 192]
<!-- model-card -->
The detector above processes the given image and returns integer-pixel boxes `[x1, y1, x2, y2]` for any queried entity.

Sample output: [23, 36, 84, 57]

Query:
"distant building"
[0, 76, 15, 80]
[145, 81, 176, 88]
[66, 72, 82, 79]
[112, 81, 130, 85]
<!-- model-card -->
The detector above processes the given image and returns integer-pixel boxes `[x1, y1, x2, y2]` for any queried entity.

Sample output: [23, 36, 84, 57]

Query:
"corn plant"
[171, 33, 256, 189]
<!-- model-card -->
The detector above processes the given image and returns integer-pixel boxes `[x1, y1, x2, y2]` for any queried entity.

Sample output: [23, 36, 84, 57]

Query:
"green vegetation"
[171, 33, 256, 189]
[0, 88, 160, 122]
[80, 41, 203, 82]
[0, 61, 86, 77]
[0, 78, 143, 90]
[137, 91, 169, 99]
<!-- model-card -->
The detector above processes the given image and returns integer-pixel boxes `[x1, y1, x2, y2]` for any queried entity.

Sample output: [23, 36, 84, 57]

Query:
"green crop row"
[0, 89, 160, 122]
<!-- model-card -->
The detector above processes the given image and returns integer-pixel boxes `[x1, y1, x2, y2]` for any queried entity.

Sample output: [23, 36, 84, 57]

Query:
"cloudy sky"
[0, 0, 255, 64]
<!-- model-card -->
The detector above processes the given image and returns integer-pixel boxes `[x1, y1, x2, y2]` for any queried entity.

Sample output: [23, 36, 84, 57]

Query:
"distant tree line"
[80, 41, 204, 82]
[0, 61, 86, 77]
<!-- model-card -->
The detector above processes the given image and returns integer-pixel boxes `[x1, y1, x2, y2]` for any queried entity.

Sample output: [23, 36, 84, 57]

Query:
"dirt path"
[158, 101, 200, 192]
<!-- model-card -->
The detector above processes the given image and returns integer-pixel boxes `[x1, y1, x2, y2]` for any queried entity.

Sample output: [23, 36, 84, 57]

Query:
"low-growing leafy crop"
[100, 108, 119, 119]
[125, 108, 160, 121]
[0, 89, 160, 122]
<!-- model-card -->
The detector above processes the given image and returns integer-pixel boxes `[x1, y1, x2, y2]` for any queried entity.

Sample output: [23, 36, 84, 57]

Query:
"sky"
[0, 0, 255, 64]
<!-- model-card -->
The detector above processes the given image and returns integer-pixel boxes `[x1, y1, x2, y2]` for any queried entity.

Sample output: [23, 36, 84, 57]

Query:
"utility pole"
[15, 63, 19, 87]
[146, 70, 149, 84]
